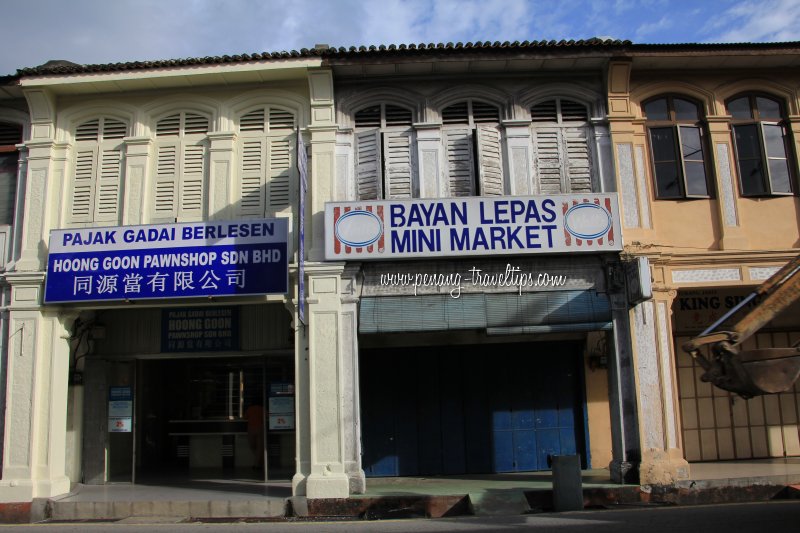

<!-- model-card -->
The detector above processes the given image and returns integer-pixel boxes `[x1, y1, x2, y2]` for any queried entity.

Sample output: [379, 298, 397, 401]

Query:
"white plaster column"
[591, 120, 615, 193]
[14, 140, 55, 272]
[122, 137, 151, 226]
[306, 69, 335, 263]
[9, 144, 29, 265]
[631, 289, 690, 485]
[334, 129, 353, 202]
[298, 263, 350, 498]
[207, 131, 236, 221]
[414, 124, 443, 198]
[0, 273, 76, 502]
[16, 89, 56, 272]
[501, 120, 533, 195]
[340, 264, 365, 493]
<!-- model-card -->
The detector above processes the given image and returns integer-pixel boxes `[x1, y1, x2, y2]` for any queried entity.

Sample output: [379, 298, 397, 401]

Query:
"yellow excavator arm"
[682, 254, 800, 398]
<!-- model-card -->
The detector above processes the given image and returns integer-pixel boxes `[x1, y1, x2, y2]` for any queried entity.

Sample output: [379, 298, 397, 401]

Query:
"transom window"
[643, 96, 710, 199]
[727, 94, 793, 196]
[355, 104, 412, 129]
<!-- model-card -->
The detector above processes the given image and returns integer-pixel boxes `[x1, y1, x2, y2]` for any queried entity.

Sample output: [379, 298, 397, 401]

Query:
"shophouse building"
[0, 52, 333, 503]
[0, 39, 797, 513]
[609, 43, 800, 473]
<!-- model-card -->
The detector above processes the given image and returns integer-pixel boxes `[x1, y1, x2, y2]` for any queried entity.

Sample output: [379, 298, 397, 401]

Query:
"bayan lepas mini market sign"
[325, 193, 622, 260]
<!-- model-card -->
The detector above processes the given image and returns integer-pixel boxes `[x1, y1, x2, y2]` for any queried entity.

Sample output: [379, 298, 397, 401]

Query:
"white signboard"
[109, 417, 132, 433]
[268, 396, 294, 414]
[269, 414, 295, 430]
[108, 400, 133, 418]
[325, 194, 622, 260]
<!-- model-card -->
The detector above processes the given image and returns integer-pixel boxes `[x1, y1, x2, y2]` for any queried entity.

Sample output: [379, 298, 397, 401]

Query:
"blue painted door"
[360, 342, 585, 477]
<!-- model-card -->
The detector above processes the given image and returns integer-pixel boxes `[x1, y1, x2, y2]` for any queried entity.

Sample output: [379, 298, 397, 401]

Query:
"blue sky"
[3, 0, 800, 76]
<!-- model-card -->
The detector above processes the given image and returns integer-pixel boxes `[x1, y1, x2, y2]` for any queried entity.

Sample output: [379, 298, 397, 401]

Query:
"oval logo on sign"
[564, 203, 612, 240]
[335, 210, 383, 247]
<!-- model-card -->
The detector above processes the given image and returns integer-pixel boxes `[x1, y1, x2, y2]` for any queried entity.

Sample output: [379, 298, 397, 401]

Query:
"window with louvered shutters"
[531, 99, 593, 194]
[477, 126, 504, 196]
[353, 104, 415, 200]
[355, 130, 382, 200]
[153, 112, 209, 221]
[441, 100, 502, 197]
[0, 122, 23, 226]
[237, 107, 296, 217]
[70, 117, 127, 223]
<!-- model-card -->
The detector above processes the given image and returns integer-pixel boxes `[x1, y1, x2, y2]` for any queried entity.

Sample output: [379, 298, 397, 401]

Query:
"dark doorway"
[360, 341, 587, 477]
[135, 356, 295, 482]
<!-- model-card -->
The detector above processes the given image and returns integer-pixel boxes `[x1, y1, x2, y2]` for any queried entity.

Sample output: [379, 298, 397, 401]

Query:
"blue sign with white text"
[45, 219, 288, 303]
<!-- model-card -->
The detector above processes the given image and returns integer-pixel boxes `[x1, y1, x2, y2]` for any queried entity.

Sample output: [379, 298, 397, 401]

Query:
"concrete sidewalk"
[28, 458, 800, 523]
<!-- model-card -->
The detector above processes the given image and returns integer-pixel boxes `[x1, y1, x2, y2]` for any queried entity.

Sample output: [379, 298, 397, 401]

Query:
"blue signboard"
[45, 219, 288, 303]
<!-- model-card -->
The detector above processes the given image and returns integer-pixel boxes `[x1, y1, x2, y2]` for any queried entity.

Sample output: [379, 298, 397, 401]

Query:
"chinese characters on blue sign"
[162, 307, 239, 352]
[45, 219, 288, 303]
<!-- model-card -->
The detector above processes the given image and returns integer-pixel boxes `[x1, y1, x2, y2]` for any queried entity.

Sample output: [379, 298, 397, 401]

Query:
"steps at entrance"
[47, 498, 288, 521]
[469, 491, 531, 516]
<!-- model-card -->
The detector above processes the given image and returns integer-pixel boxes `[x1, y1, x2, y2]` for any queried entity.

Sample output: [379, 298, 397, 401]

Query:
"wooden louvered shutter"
[355, 130, 382, 200]
[94, 147, 122, 221]
[239, 138, 266, 216]
[71, 147, 97, 222]
[476, 126, 503, 196]
[564, 126, 592, 192]
[533, 127, 563, 193]
[445, 128, 475, 196]
[154, 143, 178, 218]
[267, 134, 292, 210]
[383, 129, 414, 198]
[179, 143, 206, 217]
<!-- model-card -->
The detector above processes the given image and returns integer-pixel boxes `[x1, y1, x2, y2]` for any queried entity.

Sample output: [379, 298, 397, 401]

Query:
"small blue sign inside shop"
[44, 219, 288, 303]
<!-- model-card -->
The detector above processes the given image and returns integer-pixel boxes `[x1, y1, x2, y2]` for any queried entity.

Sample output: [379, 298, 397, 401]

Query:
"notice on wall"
[44, 219, 288, 303]
[162, 307, 239, 352]
[268, 414, 294, 430]
[108, 386, 132, 433]
[268, 381, 295, 430]
[325, 194, 622, 260]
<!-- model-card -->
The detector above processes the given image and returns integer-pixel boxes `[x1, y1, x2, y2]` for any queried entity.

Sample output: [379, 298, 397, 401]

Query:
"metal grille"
[675, 331, 800, 461]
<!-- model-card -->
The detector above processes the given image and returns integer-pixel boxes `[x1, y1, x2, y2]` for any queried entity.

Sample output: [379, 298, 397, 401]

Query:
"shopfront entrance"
[78, 304, 296, 486]
[88, 355, 295, 484]
[359, 341, 587, 477]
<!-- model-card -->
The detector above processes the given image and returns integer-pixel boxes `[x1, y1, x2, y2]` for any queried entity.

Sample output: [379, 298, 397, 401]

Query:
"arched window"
[643, 96, 710, 199]
[440, 100, 502, 197]
[70, 117, 127, 223]
[237, 106, 296, 217]
[726, 94, 793, 196]
[353, 104, 415, 200]
[0, 121, 23, 226]
[153, 112, 210, 221]
[531, 98, 593, 193]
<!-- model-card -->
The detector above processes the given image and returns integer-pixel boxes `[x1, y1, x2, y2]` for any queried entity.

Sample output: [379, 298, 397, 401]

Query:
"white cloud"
[706, 0, 800, 42]
[3, 0, 796, 76]
[634, 15, 672, 40]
